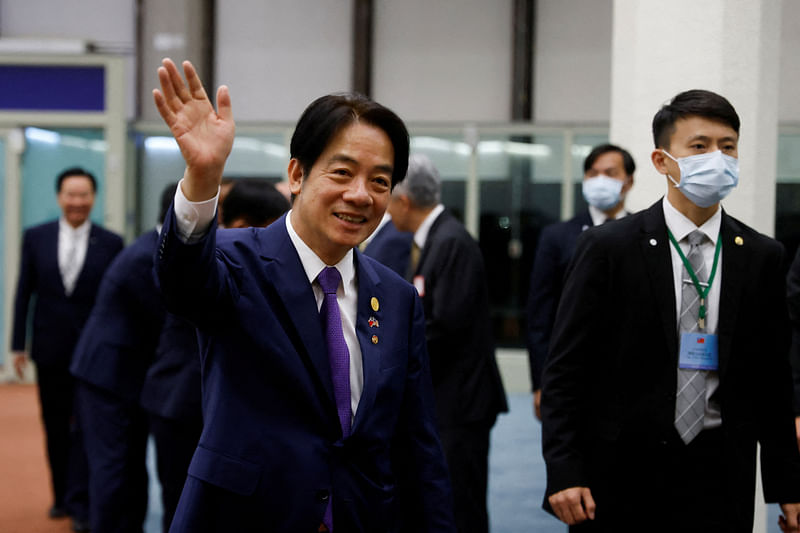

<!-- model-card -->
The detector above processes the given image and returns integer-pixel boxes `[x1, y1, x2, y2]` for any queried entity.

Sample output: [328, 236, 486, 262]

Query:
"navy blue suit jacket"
[12, 220, 123, 369]
[363, 219, 413, 277]
[140, 311, 201, 422]
[70, 229, 164, 403]
[155, 210, 455, 532]
[525, 211, 593, 390]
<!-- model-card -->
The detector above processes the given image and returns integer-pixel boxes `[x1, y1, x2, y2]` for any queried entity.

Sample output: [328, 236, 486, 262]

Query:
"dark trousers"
[37, 366, 88, 520]
[569, 428, 734, 533]
[149, 413, 203, 533]
[439, 421, 493, 533]
[75, 381, 149, 533]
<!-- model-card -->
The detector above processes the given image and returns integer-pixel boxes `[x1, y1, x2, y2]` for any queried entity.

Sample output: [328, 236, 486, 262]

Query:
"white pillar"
[610, 0, 783, 238]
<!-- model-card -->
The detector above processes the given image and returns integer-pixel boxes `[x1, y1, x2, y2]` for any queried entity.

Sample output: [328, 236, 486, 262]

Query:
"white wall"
[779, 0, 800, 122]
[2, 1, 798, 125]
[534, 0, 613, 123]
[372, 0, 512, 122]
[215, 0, 352, 122]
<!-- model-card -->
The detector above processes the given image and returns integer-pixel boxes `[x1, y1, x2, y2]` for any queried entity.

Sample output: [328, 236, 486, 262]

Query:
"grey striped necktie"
[674, 230, 708, 444]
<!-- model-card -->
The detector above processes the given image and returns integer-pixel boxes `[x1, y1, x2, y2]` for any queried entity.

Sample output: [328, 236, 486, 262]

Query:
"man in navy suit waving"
[11, 167, 123, 530]
[152, 58, 455, 532]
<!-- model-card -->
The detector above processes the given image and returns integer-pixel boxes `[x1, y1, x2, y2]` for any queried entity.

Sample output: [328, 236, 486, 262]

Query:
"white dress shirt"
[588, 204, 627, 226]
[58, 217, 91, 295]
[662, 196, 722, 429]
[171, 180, 364, 420]
[412, 204, 445, 250]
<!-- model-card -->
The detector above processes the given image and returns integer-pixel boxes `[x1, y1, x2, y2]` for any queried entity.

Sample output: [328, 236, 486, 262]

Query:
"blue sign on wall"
[0, 65, 105, 111]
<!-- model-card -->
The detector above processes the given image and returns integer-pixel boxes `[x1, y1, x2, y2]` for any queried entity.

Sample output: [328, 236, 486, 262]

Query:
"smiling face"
[57, 175, 95, 228]
[288, 122, 394, 265]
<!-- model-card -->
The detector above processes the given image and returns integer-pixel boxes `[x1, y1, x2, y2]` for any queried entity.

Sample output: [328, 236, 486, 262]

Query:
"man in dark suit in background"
[389, 154, 507, 533]
[70, 183, 177, 533]
[785, 248, 800, 453]
[151, 58, 455, 532]
[526, 144, 634, 419]
[362, 213, 413, 276]
[541, 89, 800, 531]
[11, 167, 124, 531]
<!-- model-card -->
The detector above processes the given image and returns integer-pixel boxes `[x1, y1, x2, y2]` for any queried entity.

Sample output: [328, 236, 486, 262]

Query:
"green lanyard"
[666, 229, 722, 330]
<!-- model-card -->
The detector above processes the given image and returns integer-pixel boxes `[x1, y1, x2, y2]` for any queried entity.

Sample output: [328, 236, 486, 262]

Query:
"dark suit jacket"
[12, 220, 123, 369]
[140, 312, 201, 422]
[155, 210, 455, 533]
[363, 219, 413, 277]
[541, 201, 800, 525]
[70, 229, 165, 403]
[525, 211, 593, 390]
[412, 210, 507, 428]
[785, 247, 800, 413]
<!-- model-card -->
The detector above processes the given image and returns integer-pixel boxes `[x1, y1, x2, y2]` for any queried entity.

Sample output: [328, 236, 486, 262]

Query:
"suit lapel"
[717, 212, 746, 379]
[639, 202, 679, 362]
[258, 218, 334, 404]
[351, 251, 383, 433]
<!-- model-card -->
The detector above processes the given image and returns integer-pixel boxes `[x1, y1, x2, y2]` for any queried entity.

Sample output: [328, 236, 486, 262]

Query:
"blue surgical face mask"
[582, 175, 624, 211]
[661, 149, 739, 208]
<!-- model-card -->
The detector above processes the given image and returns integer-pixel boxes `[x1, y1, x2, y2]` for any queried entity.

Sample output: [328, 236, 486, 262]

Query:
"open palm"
[153, 58, 235, 199]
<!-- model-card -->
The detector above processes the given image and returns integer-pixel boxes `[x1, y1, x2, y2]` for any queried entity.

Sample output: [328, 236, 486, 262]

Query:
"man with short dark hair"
[541, 89, 800, 531]
[152, 58, 455, 532]
[220, 179, 290, 228]
[12, 167, 123, 531]
[526, 144, 635, 419]
[388, 153, 507, 533]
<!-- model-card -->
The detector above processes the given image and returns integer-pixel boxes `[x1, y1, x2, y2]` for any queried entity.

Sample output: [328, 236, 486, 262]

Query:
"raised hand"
[153, 58, 235, 201]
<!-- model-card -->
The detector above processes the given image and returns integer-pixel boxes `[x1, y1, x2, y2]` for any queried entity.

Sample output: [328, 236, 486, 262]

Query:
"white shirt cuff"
[173, 179, 219, 243]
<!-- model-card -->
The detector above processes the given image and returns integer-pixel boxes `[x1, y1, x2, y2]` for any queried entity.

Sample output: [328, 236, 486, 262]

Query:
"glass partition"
[776, 131, 800, 261]
[132, 125, 800, 347]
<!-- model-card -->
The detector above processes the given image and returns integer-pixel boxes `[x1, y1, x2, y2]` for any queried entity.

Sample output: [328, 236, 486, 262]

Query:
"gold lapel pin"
[370, 297, 379, 312]
[734, 236, 743, 246]
[371, 335, 379, 344]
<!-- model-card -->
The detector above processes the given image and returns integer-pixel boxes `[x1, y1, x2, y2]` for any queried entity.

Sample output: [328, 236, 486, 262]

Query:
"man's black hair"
[290, 93, 409, 188]
[221, 179, 290, 228]
[583, 144, 636, 176]
[652, 89, 740, 149]
[56, 167, 97, 192]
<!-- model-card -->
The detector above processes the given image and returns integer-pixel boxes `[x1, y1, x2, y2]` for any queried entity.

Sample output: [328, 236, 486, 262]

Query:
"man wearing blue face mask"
[541, 89, 800, 532]
[526, 144, 635, 419]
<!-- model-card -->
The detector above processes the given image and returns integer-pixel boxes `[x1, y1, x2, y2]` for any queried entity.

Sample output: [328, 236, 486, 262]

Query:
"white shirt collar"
[413, 204, 445, 249]
[662, 196, 721, 245]
[59, 217, 91, 237]
[588, 204, 627, 226]
[284, 211, 355, 295]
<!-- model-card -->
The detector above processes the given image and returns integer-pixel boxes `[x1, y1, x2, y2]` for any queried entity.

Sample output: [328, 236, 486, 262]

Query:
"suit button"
[316, 490, 329, 502]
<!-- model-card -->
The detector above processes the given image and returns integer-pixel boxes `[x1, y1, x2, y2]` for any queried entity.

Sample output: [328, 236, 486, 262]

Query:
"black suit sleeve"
[526, 226, 562, 391]
[540, 229, 607, 497]
[787, 247, 800, 414]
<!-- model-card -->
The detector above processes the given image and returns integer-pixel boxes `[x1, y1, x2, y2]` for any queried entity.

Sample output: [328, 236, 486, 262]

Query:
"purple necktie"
[317, 267, 351, 532]
[318, 266, 352, 437]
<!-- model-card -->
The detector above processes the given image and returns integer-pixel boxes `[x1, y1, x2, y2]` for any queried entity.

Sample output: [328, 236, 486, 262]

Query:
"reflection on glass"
[776, 133, 800, 261]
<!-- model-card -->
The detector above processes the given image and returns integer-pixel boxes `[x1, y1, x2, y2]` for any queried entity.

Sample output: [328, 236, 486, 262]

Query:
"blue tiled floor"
[142, 392, 782, 532]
